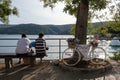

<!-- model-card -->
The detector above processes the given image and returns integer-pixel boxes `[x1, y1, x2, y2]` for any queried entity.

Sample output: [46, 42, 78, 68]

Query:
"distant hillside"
[0, 24, 72, 35]
[0, 22, 108, 35]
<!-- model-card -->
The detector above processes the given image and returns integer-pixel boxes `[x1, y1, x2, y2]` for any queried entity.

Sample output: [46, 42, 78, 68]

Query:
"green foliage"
[107, 22, 120, 31]
[70, 21, 107, 36]
[40, 0, 118, 39]
[63, 2, 78, 17]
[69, 21, 113, 38]
[40, 0, 109, 20]
[110, 53, 120, 60]
[89, 0, 109, 10]
[88, 22, 113, 38]
[0, 0, 18, 24]
[70, 24, 75, 35]
[106, 3, 120, 33]
[87, 22, 94, 35]
[70, 20, 120, 38]
[105, 2, 120, 37]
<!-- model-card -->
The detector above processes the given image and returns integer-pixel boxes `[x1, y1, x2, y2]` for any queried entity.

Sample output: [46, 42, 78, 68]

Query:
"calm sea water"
[0, 34, 74, 59]
[0, 34, 114, 60]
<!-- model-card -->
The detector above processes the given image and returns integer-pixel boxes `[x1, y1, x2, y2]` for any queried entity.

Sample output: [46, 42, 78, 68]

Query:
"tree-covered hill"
[0, 22, 103, 35]
[0, 22, 119, 36]
[0, 24, 72, 35]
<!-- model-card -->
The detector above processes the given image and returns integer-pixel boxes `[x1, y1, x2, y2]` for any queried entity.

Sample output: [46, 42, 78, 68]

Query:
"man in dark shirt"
[35, 32, 47, 63]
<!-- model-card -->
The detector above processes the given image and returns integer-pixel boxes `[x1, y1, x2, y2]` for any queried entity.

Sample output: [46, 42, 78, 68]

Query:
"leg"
[36, 53, 44, 64]
[5, 57, 11, 69]
[40, 58, 43, 63]
[17, 58, 21, 64]
[19, 58, 21, 63]
[30, 57, 36, 66]
[10, 58, 13, 67]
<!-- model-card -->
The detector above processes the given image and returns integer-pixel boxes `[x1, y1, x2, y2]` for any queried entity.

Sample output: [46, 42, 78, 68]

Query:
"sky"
[5, 0, 119, 25]
[9, 0, 76, 25]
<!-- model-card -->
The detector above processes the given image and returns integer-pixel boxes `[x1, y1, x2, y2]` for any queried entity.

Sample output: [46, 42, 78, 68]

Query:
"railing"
[0, 37, 119, 60]
[0, 38, 68, 60]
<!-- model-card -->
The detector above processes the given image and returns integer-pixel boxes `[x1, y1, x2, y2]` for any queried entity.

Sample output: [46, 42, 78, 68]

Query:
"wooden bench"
[0, 54, 40, 69]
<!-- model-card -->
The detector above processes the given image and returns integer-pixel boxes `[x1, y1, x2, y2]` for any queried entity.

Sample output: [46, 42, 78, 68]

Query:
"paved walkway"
[0, 60, 120, 80]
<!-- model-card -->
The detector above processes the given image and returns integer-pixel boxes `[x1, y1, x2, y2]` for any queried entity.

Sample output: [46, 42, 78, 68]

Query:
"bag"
[28, 48, 34, 55]
[30, 48, 34, 53]
[29, 41, 36, 47]
[67, 38, 75, 48]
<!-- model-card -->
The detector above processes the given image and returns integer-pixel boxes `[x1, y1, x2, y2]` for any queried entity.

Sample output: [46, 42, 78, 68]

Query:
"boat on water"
[108, 37, 120, 53]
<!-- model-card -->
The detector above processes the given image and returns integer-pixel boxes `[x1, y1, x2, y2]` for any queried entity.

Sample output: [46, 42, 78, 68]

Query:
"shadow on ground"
[0, 61, 50, 80]
[0, 60, 120, 80]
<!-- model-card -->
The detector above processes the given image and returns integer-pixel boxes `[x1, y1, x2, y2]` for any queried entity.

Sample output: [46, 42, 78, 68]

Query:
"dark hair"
[39, 32, 44, 38]
[22, 34, 27, 38]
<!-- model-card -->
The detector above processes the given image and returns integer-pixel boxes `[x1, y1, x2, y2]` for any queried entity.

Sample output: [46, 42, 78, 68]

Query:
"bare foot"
[38, 61, 43, 65]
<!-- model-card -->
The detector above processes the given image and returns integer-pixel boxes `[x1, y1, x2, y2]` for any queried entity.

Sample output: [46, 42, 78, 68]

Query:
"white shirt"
[16, 38, 31, 54]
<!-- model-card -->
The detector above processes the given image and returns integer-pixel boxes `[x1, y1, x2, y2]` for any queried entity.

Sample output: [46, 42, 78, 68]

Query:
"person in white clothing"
[16, 34, 31, 63]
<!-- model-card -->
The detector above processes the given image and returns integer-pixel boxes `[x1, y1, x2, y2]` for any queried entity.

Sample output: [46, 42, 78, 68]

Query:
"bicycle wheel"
[90, 47, 107, 64]
[62, 48, 81, 66]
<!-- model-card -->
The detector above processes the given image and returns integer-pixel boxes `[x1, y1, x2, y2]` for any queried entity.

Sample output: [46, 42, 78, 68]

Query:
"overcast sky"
[9, 0, 76, 25]
[6, 0, 118, 25]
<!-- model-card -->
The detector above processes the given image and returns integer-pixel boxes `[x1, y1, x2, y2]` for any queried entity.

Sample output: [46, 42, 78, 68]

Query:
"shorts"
[36, 53, 46, 58]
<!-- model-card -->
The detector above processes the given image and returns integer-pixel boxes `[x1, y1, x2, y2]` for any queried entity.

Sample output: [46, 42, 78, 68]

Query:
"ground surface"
[0, 60, 120, 80]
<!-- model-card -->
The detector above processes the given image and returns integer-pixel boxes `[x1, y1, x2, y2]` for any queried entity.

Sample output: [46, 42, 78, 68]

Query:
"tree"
[0, 0, 18, 24]
[40, 0, 109, 44]
[87, 0, 120, 38]
[106, 2, 120, 37]
[75, 0, 88, 44]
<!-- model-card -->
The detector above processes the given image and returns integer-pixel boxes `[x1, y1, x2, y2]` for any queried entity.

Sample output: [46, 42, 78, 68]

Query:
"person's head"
[22, 33, 27, 38]
[38, 32, 44, 38]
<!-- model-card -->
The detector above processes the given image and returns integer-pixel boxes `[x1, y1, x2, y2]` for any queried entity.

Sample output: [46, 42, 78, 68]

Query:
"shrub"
[110, 52, 120, 60]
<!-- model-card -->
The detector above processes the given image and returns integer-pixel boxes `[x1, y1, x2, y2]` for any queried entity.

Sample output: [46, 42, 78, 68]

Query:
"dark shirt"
[35, 38, 46, 54]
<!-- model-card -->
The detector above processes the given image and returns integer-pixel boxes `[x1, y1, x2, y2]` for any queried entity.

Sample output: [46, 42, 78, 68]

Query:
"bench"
[0, 53, 40, 69]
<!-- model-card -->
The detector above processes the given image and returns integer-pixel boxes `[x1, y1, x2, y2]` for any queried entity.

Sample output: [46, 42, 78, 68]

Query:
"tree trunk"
[75, 0, 89, 44]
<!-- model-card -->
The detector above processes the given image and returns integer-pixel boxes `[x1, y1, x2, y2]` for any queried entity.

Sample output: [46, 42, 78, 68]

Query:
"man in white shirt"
[16, 34, 31, 63]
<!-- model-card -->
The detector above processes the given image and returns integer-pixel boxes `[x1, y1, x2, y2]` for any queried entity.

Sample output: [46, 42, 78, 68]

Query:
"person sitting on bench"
[16, 33, 31, 64]
[35, 32, 47, 64]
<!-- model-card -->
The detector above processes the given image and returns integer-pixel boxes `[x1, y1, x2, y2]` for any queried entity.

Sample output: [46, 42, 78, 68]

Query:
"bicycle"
[62, 38, 107, 66]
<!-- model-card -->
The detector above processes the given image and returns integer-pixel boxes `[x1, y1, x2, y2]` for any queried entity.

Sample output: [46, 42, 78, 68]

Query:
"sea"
[0, 34, 114, 60]
[0, 34, 74, 60]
